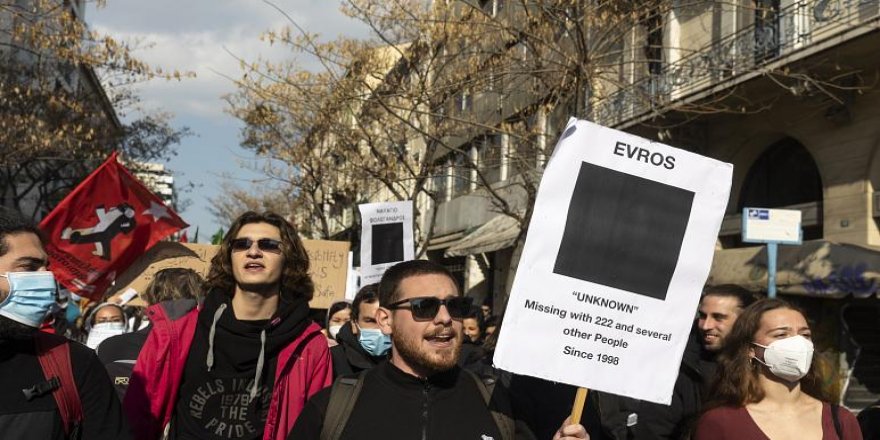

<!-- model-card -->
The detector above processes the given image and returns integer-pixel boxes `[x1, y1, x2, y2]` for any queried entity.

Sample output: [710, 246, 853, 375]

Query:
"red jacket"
[123, 299, 332, 440]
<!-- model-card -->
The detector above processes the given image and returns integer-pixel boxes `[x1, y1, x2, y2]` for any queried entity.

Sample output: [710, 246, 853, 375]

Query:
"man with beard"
[288, 259, 588, 440]
[124, 211, 332, 440]
[0, 207, 130, 439]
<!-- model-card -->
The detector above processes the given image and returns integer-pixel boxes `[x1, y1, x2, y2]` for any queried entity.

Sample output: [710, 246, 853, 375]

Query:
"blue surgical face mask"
[0, 271, 58, 328]
[358, 326, 391, 357]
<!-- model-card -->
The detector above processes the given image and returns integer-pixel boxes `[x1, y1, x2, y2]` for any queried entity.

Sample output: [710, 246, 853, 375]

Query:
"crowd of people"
[0, 205, 875, 439]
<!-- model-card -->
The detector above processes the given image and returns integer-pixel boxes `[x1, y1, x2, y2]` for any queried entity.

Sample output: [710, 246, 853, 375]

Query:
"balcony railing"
[591, 0, 880, 127]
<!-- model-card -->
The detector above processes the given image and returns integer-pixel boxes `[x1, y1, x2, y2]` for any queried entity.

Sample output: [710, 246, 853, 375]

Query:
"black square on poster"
[553, 162, 695, 301]
[371, 223, 405, 264]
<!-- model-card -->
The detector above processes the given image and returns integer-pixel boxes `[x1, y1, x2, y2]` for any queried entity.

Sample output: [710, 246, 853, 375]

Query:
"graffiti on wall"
[802, 263, 878, 296]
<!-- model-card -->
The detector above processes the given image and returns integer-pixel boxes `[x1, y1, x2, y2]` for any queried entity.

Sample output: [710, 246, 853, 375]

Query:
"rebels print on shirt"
[176, 374, 272, 439]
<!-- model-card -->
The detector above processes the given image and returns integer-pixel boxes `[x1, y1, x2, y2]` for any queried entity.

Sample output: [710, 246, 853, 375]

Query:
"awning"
[707, 240, 880, 298]
[426, 231, 466, 251]
[445, 214, 520, 257]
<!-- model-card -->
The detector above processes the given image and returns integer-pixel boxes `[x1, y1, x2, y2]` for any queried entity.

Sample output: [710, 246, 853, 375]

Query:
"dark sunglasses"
[387, 296, 474, 321]
[230, 238, 283, 253]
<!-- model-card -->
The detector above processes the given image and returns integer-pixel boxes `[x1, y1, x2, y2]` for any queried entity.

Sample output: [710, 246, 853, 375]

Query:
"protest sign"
[345, 252, 358, 301]
[494, 119, 732, 404]
[359, 201, 414, 284]
[304, 239, 351, 309]
[107, 242, 216, 307]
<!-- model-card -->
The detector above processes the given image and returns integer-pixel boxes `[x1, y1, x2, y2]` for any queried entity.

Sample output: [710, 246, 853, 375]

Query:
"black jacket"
[172, 290, 312, 440]
[595, 326, 712, 440]
[0, 332, 131, 439]
[288, 361, 536, 440]
[329, 322, 385, 379]
[97, 325, 151, 401]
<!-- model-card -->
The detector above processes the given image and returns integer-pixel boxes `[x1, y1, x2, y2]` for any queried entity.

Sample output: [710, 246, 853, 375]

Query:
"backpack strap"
[34, 332, 83, 439]
[464, 369, 516, 440]
[831, 403, 843, 439]
[320, 371, 368, 440]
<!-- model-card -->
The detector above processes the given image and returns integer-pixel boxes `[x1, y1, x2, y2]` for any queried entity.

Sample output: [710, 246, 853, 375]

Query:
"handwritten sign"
[304, 239, 351, 309]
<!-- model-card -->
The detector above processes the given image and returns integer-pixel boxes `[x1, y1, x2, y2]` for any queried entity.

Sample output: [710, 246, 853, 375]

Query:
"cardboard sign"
[359, 201, 415, 284]
[304, 239, 351, 309]
[494, 119, 732, 404]
[107, 242, 216, 306]
[108, 240, 350, 309]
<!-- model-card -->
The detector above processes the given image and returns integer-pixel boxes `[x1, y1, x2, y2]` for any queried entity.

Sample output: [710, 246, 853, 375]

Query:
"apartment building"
[424, 0, 880, 408]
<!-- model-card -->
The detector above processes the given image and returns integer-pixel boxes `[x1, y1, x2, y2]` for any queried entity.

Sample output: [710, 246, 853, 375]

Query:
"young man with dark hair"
[330, 283, 388, 378]
[596, 284, 757, 439]
[124, 211, 332, 440]
[0, 207, 130, 439]
[289, 259, 588, 440]
[696, 284, 756, 354]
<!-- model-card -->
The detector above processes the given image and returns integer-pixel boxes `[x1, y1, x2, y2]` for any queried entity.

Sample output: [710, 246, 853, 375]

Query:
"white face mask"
[86, 322, 127, 350]
[752, 335, 814, 382]
[328, 324, 343, 339]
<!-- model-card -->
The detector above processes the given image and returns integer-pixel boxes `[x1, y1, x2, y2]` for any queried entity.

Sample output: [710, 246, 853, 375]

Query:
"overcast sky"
[89, 0, 370, 240]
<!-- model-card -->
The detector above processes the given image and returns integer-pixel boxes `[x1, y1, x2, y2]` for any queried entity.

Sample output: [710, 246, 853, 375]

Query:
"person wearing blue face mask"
[330, 283, 391, 379]
[0, 207, 131, 439]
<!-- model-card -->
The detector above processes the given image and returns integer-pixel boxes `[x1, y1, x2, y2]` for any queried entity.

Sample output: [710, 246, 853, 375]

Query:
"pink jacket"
[123, 299, 332, 440]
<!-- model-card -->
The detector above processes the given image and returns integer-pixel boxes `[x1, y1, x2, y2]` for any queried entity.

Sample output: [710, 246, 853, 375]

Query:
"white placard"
[494, 119, 732, 404]
[742, 208, 802, 244]
[117, 287, 138, 306]
[359, 201, 415, 284]
[345, 252, 358, 301]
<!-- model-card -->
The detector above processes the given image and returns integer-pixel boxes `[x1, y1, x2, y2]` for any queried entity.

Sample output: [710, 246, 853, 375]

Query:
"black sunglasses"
[230, 238, 283, 253]
[386, 296, 473, 321]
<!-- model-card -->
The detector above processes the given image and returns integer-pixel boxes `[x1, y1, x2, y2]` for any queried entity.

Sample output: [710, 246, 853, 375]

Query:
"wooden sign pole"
[571, 387, 589, 424]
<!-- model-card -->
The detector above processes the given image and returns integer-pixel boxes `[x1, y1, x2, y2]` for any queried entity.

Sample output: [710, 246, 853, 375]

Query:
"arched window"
[738, 137, 823, 241]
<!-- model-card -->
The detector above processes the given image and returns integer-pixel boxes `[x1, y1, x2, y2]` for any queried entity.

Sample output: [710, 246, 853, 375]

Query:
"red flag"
[179, 230, 189, 243]
[39, 152, 188, 300]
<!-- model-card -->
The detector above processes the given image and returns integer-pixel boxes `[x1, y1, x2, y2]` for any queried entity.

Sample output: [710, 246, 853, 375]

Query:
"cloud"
[88, 0, 372, 236]
[91, 0, 371, 120]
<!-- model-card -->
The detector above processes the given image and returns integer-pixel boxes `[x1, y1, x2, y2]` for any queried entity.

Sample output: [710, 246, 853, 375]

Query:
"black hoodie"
[172, 290, 311, 440]
[330, 321, 386, 379]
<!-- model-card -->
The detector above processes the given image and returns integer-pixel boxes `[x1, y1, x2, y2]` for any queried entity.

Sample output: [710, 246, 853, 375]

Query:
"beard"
[393, 323, 463, 376]
[0, 315, 38, 340]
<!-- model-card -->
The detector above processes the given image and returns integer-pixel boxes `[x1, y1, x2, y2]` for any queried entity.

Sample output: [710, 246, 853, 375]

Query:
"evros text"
[613, 141, 676, 170]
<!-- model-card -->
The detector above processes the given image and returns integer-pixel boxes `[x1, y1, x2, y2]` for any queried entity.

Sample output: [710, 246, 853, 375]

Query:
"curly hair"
[205, 211, 313, 301]
[706, 298, 832, 409]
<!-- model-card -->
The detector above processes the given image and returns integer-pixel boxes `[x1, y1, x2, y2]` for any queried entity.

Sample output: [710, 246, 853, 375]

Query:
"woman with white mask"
[85, 302, 128, 349]
[695, 298, 862, 439]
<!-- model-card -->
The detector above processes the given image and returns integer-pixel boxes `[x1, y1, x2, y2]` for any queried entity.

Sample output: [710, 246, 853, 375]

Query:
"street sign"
[742, 208, 803, 244]
[741, 207, 803, 298]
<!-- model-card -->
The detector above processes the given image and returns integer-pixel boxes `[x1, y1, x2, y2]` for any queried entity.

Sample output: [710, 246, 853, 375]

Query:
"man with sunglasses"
[289, 259, 588, 440]
[125, 211, 332, 440]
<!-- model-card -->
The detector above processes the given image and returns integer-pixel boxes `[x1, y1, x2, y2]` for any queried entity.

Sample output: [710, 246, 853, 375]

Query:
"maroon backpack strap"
[34, 332, 83, 437]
